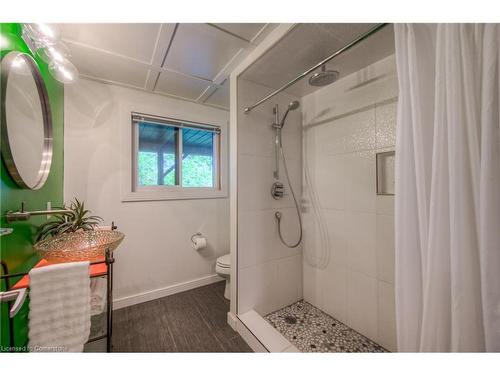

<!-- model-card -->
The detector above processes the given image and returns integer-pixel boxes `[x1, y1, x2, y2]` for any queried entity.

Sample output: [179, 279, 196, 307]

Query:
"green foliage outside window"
[138, 152, 212, 187]
[182, 154, 213, 187]
[138, 152, 176, 186]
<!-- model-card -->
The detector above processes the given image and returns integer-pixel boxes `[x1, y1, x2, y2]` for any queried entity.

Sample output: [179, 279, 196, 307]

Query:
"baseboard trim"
[113, 274, 223, 310]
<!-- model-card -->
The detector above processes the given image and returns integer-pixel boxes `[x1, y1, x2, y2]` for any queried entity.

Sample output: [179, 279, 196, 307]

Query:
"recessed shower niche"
[376, 151, 395, 196]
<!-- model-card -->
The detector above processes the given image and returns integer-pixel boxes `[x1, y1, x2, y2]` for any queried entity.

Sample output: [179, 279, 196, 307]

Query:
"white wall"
[301, 55, 398, 351]
[64, 79, 230, 307]
[237, 79, 303, 316]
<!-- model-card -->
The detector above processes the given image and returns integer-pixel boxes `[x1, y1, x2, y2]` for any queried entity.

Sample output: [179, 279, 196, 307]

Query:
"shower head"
[280, 101, 300, 127]
[309, 65, 339, 87]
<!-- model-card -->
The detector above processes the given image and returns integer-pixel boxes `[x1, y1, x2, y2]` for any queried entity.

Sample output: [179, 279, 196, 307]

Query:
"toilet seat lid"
[216, 254, 230, 267]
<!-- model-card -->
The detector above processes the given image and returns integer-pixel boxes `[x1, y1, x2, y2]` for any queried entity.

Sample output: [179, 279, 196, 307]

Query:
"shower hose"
[275, 144, 303, 248]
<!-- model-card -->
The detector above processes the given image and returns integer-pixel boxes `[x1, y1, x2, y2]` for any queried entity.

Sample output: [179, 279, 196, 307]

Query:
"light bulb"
[36, 42, 70, 64]
[49, 58, 79, 84]
[25, 23, 61, 46]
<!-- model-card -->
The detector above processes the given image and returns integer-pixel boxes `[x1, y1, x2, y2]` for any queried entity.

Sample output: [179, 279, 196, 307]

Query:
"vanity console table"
[0, 248, 115, 352]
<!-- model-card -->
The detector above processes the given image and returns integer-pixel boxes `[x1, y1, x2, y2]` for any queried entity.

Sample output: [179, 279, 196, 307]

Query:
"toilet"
[215, 254, 230, 300]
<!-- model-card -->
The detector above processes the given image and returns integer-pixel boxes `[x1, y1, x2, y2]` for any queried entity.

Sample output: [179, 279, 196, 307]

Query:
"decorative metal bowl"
[34, 230, 124, 262]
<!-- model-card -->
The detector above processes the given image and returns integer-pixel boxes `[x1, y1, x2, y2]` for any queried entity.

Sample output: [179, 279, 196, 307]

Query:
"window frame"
[122, 110, 227, 202]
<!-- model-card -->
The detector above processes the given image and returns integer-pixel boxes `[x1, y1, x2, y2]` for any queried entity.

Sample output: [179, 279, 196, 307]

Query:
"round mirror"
[1, 51, 53, 190]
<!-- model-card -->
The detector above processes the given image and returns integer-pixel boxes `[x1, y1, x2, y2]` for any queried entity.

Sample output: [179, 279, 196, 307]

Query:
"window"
[132, 113, 221, 193]
[181, 127, 216, 188]
[137, 123, 178, 186]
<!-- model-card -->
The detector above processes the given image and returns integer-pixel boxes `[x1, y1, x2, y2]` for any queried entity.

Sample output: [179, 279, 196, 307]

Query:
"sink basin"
[34, 230, 124, 262]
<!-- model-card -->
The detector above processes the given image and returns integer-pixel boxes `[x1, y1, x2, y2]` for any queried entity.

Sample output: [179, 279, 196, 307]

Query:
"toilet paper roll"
[192, 236, 207, 250]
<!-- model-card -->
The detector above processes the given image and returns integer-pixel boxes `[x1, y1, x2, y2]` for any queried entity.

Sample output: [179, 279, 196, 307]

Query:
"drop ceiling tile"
[212, 23, 266, 41]
[66, 41, 149, 88]
[164, 23, 248, 80]
[204, 79, 229, 108]
[315, 23, 378, 44]
[155, 70, 212, 100]
[60, 23, 163, 63]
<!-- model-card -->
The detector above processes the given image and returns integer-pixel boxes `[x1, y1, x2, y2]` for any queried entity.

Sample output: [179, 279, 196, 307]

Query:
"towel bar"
[0, 288, 27, 318]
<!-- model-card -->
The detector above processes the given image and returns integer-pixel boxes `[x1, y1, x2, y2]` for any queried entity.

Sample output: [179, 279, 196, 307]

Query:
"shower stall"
[229, 23, 398, 352]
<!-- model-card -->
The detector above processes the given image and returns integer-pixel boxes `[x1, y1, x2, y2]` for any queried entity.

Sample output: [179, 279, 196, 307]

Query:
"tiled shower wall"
[301, 55, 398, 351]
[237, 79, 303, 316]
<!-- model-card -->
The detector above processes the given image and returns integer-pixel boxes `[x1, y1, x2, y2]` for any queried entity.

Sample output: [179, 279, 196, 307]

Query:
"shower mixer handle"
[271, 181, 284, 200]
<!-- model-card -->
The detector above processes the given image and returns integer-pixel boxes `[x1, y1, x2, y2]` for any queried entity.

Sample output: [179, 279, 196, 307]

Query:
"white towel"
[28, 261, 91, 352]
[90, 277, 107, 316]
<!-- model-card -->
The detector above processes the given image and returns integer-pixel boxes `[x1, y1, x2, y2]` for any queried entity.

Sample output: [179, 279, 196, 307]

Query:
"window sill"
[121, 188, 228, 202]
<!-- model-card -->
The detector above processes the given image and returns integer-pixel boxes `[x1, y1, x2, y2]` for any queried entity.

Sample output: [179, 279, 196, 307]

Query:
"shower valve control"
[271, 181, 285, 200]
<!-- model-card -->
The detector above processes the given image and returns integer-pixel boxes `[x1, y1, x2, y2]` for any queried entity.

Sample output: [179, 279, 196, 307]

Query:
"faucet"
[5, 202, 72, 223]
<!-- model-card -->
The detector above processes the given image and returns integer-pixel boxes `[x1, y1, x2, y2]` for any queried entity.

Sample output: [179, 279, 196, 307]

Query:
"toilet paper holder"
[191, 232, 203, 244]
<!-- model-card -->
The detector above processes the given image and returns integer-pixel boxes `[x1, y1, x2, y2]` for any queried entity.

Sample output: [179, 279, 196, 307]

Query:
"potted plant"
[35, 198, 103, 242]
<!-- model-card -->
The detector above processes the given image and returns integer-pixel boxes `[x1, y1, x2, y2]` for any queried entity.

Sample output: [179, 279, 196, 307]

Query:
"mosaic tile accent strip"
[264, 300, 388, 353]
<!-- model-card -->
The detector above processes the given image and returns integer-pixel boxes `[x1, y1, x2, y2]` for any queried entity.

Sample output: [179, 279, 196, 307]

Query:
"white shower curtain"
[394, 24, 500, 352]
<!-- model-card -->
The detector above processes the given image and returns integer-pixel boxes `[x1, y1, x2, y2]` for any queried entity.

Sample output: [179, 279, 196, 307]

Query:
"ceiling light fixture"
[22, 23, 79, 85]
[36, 42, 70, 64]
[24, 23, 61, 46]
[48, 58, 79, 84]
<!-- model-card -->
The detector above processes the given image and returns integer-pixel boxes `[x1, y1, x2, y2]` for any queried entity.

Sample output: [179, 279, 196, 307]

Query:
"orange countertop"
[11, 257, 108, 290]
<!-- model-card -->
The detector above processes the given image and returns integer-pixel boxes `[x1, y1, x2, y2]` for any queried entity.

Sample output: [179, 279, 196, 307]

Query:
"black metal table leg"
[105, 249, 114, 352]
[1, 261, 15, 351]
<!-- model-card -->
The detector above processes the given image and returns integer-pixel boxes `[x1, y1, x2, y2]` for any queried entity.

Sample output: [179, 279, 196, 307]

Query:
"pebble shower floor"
[264, 300, 388, 352]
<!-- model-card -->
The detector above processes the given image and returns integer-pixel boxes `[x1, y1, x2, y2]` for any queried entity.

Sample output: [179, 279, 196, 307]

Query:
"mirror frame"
[0, 51, 53, 190]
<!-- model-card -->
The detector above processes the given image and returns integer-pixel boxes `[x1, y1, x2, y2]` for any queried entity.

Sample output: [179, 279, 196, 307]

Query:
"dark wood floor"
[111, 281, 252, 352]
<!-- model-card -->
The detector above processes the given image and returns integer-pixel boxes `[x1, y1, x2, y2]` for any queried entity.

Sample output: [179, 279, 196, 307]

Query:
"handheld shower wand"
[280, 100, 300, 128]
[271, 100, 303, 248]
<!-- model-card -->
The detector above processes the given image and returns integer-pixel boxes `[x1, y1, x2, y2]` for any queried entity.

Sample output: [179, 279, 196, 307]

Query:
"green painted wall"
[0, 23, 64, 350]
